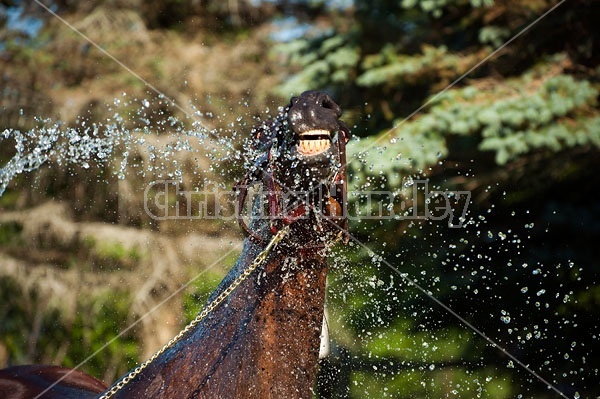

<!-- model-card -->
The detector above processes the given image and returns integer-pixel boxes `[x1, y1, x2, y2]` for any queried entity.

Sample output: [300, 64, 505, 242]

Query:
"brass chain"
[98, 226, 290, 399]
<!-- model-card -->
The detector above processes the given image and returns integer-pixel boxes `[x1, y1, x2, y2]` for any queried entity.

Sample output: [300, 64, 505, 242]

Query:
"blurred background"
[1, 0, 598, 397]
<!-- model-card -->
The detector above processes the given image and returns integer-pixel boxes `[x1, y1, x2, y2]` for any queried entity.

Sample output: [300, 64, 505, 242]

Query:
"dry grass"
[0, 201, 241, 362]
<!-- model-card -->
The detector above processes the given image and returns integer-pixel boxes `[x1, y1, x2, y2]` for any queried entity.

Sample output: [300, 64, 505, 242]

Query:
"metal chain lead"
[98, 226, 290, 399]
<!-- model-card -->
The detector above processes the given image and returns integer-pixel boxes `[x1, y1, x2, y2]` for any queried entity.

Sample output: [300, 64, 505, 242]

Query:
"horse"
[0, 90, 350, 399]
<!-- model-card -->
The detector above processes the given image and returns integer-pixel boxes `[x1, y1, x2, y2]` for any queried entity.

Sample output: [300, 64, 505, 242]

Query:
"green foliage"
[357, 45, 478, 88]
[351, 368, 513, 399]
[182, 269, 226, 323]
[0, 277, 138, 380]
[401, 0, 495, 19]
[364, 323, 467, 361]
[427, 71, 598, 165]
[0, 221, 22, 246]
[273, 34, 360, 96]
[0, 277, 28, 361]
[0, 188, 20, 209]
[349, 66, 598, 190]
[349, 128, 446, 189]
[60, 292, 139, 378]
[85, 238, 144, 270]
[478, 26, 510, 47]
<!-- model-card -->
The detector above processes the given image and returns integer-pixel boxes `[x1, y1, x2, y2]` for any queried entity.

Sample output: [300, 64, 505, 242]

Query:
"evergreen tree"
[275, 1, 599, 397]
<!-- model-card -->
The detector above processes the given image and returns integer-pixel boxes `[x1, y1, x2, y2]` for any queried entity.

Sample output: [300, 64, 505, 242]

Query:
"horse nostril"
[319, 95, 342, 116]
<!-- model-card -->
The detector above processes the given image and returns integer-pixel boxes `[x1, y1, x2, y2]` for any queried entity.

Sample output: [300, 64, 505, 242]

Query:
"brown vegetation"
[0, 200, 239, 379]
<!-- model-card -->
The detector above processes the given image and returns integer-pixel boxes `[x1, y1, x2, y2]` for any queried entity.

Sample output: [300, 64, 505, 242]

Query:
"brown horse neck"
[109, 224, 331, 399]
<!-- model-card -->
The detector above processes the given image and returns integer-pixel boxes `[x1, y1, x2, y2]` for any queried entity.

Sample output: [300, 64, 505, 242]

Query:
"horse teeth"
[297, 139, 331, 155]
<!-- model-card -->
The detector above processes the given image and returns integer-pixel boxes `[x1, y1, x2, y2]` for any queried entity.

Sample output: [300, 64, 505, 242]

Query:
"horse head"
[236, 90, 350, 245]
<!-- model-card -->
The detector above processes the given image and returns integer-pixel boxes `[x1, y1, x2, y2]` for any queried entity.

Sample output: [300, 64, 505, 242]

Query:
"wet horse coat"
[0, 91, 349, 399]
